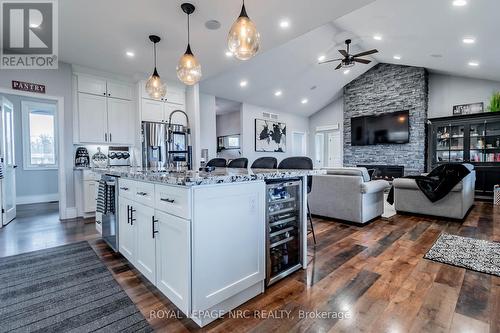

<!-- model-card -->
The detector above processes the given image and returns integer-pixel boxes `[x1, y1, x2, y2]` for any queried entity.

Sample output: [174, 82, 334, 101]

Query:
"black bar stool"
[227, 158, 248, 168]
[206, 158, 227, 167]
[251, 157, 277, 169]
[277, 157, 316, 245]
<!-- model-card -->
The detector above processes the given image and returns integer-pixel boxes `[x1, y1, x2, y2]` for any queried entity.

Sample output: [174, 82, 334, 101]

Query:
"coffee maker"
[75, 147, 90, 167]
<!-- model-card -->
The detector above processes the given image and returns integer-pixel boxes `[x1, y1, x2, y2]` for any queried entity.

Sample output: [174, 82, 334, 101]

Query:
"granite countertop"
[93, 166, 326, 186]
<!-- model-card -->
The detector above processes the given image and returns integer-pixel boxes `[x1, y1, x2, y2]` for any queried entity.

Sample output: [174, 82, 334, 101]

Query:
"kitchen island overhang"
[93, 167, 325, 327]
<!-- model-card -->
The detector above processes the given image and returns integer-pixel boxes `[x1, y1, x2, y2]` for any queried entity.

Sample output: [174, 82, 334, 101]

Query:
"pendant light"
[145, 35, 167, 100]
[227, 0, 260, 61]
[177, 3, 202, 85]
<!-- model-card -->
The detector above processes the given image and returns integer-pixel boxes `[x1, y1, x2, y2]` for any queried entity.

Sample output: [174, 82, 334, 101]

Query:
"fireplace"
[357, 164, 405, 181]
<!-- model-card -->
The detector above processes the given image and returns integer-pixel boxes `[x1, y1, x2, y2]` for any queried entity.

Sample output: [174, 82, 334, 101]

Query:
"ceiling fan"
[319, 39, 378, 70]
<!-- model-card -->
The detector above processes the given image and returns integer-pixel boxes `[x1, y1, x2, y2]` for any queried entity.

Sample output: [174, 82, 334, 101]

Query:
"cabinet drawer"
[155, 185, 191, 219]
[119, 179, 136, 200]
[135, 182, 155, 207]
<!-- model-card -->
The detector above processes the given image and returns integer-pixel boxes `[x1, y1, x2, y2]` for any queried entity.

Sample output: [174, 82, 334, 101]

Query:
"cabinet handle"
[130, 207, 136, 225]
[152, 216, 159, 238]
[109, 133, 112, 142]
[160, 198, 175, 203]
[127, 205, 130, 224]
[103, 92, 106, 96]
[105, 133, 108, 142]
[137, 191, 148, 196]
[119, 187, 129, 191]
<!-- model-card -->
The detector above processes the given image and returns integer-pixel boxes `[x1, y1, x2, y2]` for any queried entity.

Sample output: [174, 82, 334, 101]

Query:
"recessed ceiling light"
[301, 98, 308, 104]
[373, 34, 383, 41]
[318, 55, 326, 62]
[240, 80, 248, 87]
[468, 61, 479, 67]
[343, 69, 350, 74]
[225, 51, 233, 57]
[125, 51, 135, 57]
[462, 37, 475, 44]
[393, 55, 401, 60]
[274, 90, 282, 97]
[205, 20, 221, 30]
[452, 0, 467, 6]
[279, 20, 290, 29]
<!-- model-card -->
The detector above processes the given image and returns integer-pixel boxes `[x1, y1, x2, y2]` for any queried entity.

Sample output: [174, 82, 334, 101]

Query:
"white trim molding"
[17, 193, 59, 205]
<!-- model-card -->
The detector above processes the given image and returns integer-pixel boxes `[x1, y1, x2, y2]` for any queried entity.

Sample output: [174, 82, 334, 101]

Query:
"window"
[22, 101, 58, 170]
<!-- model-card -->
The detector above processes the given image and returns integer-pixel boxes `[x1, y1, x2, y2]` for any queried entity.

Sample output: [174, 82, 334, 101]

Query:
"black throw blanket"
[387, 164, 471, 205]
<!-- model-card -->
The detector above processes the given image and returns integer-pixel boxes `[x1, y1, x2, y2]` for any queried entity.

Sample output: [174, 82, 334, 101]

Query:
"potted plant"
[488, 92, 500, 112]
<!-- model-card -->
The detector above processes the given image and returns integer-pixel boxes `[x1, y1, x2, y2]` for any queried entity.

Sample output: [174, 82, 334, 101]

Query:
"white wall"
[240, 103, 309, 165]
[199, 93, 217, 161]
[308, 97, 344, 165]
[0, 63, 75, 212]
[429, 73, 500, 118]
[1, 93, 59, 204]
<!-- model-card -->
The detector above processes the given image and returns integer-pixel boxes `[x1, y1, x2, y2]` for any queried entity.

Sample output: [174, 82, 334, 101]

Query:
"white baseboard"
[17, 193, 59, 205]
[64, 207, 77, 220]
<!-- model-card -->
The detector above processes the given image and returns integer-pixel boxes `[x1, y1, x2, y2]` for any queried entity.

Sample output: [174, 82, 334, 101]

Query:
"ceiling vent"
[262, 112, 279, 120]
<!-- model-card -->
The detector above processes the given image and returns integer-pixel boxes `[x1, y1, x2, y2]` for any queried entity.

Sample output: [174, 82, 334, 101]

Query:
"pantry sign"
[11, 80, 46, 94]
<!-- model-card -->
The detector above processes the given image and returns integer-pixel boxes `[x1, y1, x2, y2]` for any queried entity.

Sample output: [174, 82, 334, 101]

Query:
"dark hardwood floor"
[1, 201, 499, 332]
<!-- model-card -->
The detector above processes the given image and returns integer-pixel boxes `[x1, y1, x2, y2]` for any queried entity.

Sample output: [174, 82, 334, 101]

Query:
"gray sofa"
[309, 167, 390, 224]
[393, 164, 475, 219]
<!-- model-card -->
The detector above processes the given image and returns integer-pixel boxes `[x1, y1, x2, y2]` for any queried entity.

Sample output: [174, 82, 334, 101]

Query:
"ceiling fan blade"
[352, 49, 378, 57]
[335, 63, 342, 70]
[338, 49, 348, 57]
[318, 58, 343, 64]
[353, 58, 371, 64]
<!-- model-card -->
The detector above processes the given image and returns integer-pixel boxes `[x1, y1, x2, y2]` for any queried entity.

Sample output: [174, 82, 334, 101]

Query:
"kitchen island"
[94, 167, 324, 327]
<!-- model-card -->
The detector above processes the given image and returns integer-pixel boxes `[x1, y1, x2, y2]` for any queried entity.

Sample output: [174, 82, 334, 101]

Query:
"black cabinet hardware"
[160, 198, 175, 203]
[152, 216, 159, 238]
[137, 192, 148, 196]
[120, 187, 129, 191]
[127, 205, 130, 224]
[130, 207, 136, 225]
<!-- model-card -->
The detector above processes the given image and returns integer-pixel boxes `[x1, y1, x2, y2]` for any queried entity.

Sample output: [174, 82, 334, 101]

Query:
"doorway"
[292, 131, 307, 156]
[0, 93, 61, 227]
[315, 130, 342, 168]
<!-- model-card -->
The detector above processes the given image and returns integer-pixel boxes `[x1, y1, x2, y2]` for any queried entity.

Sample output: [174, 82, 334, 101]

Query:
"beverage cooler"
[266, 179, 303, 286]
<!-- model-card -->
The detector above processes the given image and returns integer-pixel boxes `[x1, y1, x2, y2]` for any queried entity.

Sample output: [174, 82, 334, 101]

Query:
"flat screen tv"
[351, 110, 409, 146]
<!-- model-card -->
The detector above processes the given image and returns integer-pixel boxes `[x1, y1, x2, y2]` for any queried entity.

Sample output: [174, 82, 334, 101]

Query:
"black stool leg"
[307, 202, 316, 245]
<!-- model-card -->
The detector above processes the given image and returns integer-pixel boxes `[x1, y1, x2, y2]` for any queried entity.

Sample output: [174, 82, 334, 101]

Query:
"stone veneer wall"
[343, 63, 428, 174]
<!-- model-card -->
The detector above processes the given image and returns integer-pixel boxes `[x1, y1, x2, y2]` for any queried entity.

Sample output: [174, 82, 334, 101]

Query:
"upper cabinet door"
[166, 86, 186, 105]
[107, 81, 134, 100]
[78, 93, 108, 143]
[141, 98, 164, 123]
[107, 98, 134, 145]
[77, 75, 107, 97]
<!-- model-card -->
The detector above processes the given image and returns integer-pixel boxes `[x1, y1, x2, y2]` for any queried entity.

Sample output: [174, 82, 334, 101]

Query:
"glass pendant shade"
[228, 2, 260, 61]
[146, 68, 167, 100]
[177, 45, 202, 85]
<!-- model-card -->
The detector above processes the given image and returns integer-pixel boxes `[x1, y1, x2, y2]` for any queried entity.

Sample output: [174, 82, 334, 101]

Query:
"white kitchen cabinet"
[107, 98, 134, 144]
[77, 75, 107, 96]
[78, 93, 108, 143]
[140, 81, 186, 105]
[141, 98, 164, 123]
[83, 180, 97, 213]
[155, 210, 191, 315]
[107, 80, 134, 100]
[118, 197, 135, 263]
[134, 202, 156, 283]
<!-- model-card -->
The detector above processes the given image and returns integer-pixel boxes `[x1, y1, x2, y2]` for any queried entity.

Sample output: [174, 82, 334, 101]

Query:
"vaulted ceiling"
[59, 0, 500, 117]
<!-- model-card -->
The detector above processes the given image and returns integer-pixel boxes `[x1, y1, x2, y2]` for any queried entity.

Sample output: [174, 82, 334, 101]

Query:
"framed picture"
[453, 102, 484, 115]
[255, 119, 286, 152]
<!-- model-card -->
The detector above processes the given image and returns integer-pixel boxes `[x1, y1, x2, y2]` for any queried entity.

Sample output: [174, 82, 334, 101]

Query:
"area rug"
[0, 241, 153, 332]
[424, 233, 500, 277]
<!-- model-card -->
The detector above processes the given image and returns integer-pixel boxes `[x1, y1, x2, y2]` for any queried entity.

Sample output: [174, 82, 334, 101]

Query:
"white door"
[134, 202, 156, 283]
[78, 93, 108, 143]
[118, 197, 135, 262]
[107, 98, 134, 145]
[314, 133, 325, 167]
[106, 81, 133, 100]
[326, 131, 342, 167]
[141, 99, 164, 123]
[1, 97, 16, 225]
[292, 132, 306, 156]
[77, 75, 107, 97]
[155, 210, 191, 315]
